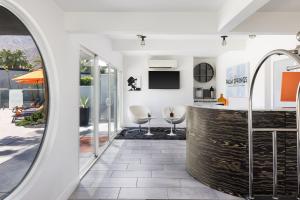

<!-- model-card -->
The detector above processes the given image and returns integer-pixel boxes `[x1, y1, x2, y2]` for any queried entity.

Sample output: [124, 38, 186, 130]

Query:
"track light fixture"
[137, 34, 146, 47]
[221, 35, 228, 46]
[249, 34, 256, 39]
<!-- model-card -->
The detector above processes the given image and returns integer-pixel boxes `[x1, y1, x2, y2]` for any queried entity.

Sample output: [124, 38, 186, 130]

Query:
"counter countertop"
[190, 103, 296, 112]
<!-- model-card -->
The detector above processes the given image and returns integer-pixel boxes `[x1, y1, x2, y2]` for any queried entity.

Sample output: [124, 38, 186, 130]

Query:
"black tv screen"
[149, 71, 180, 89]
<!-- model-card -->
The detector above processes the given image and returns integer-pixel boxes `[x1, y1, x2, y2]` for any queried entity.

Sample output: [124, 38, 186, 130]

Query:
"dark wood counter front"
[186, 106, 297, 198]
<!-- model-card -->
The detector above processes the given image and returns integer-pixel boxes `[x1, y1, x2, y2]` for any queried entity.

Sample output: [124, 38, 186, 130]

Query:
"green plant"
[80, 76, 93, 86]
[0, 49, 32, 69]
[0, 49, 32, 89]
[80, 96, 89, 108]
[15, 111, 45, 126]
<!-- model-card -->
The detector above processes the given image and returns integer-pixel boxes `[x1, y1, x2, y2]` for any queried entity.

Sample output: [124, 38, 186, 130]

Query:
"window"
[0, 6, 49, 199]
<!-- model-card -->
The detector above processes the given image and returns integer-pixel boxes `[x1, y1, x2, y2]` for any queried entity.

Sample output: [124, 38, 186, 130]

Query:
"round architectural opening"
[0, 5, 49, 199]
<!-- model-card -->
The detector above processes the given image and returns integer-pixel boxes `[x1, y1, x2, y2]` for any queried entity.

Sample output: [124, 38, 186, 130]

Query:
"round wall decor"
[194, 63, 214, 83]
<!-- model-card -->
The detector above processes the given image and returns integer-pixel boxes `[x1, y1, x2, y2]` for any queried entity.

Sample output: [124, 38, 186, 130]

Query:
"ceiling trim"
[218, 0, 271, 33]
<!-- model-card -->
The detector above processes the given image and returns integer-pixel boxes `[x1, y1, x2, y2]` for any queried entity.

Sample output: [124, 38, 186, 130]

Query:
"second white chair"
[162, 106, 186, 132]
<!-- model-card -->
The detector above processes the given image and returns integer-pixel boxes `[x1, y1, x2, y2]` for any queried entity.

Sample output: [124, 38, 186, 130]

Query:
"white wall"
[123, 55, 193, 127]
[216, 35, 299, 108]
[69, 33, 123, 69]
[1, 0, 79, 200]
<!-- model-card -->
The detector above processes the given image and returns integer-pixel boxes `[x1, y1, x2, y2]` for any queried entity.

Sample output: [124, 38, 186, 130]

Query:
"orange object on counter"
[281, 72, 300, 102]
[217, 93, 228, 106]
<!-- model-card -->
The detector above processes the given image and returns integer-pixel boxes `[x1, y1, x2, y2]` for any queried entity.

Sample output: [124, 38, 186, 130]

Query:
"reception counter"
[186, 105, 297, 197]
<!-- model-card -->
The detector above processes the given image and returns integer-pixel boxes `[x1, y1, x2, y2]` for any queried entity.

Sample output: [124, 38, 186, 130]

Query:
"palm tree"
[0, 49, 31, 89]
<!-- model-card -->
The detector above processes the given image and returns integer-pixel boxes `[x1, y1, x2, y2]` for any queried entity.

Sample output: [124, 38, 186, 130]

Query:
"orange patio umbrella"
[12, 69, 44, 84]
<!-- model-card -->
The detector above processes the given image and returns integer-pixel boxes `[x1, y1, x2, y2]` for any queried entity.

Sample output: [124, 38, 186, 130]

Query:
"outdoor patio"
[0, 108, 44, 194]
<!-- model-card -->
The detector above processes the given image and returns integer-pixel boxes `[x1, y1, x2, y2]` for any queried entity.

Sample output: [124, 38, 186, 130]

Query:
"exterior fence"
[0, 88, 44, 108]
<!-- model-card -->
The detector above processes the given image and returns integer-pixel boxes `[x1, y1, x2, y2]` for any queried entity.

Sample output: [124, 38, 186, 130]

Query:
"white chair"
[129, 105, 151, 133]
[162, 106, 186, 132]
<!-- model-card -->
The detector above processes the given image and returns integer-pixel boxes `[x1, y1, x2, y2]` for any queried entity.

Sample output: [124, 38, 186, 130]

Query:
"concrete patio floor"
[0, 109, 44, 196]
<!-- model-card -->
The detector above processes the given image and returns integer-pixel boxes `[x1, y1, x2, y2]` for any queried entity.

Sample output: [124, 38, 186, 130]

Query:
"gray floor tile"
[215, 190, 243, 200]
[137, 178, 180, 188]
[161, 149, 186, 153]
[164, 164, 186, 170]
[119, 153, 152, 158]
[125, 143, 152, 147]
[78, 178, 97, 188]
[111, 170, 151, 178]
[167, 187, 218, 199]
[91, 163, 128, 171]
[118, 188, 168, 199]
[71, 140, 241, 200]
[180, 178, 208, 188]
[141, 157, 185, 164]
[84, 170, 113, 179]
[70, 187, 120, 199]
[97, 157, 140, 164]
[127, 164, 163, 170]
[90, 178, 137, 188]
[152, 170, 191, 178]
[131, 149, 162, 154]
[151, 153, 185, 158]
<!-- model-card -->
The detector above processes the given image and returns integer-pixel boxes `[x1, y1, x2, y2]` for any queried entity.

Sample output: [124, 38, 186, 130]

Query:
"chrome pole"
[272, 131, 278, 200]
[296, 83, 300, 200]
[248, 49, 300, 200]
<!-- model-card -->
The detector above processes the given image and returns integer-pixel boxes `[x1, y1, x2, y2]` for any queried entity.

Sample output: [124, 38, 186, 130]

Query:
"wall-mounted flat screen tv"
[149, 71, 180, 89]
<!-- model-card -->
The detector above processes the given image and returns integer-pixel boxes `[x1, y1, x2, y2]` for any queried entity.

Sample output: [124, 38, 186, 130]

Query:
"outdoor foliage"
[80, 75, 93, 86]
[15, 111, 45, 126]
[0, 49, 32, 70]
[0, 49, 33, 89]
[80, 96, 89, 108]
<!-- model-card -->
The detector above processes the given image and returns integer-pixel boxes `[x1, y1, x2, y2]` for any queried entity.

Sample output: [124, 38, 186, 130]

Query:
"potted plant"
[80, 96, 90, 126]
[169, 107, 174, 118]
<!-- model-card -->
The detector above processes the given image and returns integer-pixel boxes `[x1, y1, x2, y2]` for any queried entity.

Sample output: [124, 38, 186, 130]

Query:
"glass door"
[79, 48, 96, 173]
[109, 67, 118, 139]
[78, 53, 120, 174]
[98, 65, 110, 150]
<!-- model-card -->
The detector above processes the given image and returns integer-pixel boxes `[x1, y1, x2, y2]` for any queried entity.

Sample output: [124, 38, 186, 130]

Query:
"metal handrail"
[248, 49, 300, 200]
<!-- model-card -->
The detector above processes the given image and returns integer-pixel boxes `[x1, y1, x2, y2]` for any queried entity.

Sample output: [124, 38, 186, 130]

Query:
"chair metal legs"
[127, 124, 146, 134]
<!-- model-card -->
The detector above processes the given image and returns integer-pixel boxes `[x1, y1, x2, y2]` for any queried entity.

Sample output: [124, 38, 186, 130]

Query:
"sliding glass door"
[109, 67, 118, 139]
[79, 48, 120, 174]
[79, 48, 96, 173]
[98, 66, 109, 150]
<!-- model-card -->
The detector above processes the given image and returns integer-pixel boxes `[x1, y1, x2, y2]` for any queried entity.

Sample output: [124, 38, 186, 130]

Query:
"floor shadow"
[0, 135, 42, 146]
[0, 150, 18, 156]
[0, 144, 39, 193]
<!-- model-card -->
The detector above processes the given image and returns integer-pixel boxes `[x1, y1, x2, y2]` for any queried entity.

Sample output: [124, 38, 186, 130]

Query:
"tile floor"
[70, 140, 243, 200]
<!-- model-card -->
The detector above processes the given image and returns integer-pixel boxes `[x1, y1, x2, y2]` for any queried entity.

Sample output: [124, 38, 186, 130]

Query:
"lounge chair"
[12, 105, 44, 123]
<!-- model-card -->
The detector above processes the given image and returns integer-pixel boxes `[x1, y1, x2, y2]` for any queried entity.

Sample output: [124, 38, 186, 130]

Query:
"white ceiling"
[54, 0, 226, 12]
[259, 0, 300, 12]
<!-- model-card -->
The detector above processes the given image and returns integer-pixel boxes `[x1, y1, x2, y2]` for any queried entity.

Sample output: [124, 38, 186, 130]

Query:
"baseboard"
[56, 177, 79, 200]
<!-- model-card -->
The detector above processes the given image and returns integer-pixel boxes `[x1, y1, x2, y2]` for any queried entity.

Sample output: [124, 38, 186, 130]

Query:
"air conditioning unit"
[148, 60, 177, 69]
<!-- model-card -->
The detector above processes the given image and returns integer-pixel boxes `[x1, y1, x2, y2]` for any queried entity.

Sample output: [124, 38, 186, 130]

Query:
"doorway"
[79, 47, 120, 174]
